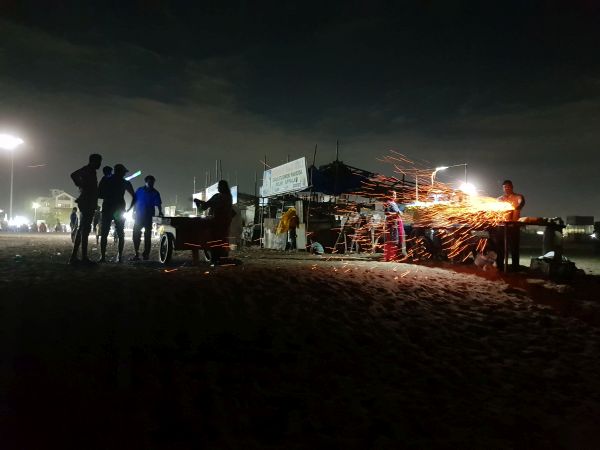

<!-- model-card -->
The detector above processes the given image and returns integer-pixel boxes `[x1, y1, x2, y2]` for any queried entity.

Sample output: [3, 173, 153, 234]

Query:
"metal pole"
[193, 176, 197, 216]
[415, 174, 419, 203]
[9, 151, 14, 220]
[504, 222, 509, 273]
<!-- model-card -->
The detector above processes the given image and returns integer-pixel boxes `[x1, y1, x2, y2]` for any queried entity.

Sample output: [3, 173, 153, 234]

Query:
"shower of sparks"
[313, 152, 514, 264]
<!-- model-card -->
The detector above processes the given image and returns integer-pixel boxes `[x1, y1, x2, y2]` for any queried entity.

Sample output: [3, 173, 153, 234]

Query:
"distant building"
[34, 189, 78, 226]
[564, 216, 594, 241]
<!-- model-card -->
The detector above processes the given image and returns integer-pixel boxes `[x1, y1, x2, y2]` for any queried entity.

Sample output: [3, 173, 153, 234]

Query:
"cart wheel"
[159, 233, 174, 264]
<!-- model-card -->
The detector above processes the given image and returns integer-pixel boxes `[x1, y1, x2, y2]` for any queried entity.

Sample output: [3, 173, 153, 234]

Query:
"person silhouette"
[92, 205, 101, 244]
[130, 175, 163, 261]
[69, 207, 79, 243]
[495, 179, 526, 271]
[98, 164, 135, 263]
[194, 179, 234, 266]
[69, 153, 102, 265]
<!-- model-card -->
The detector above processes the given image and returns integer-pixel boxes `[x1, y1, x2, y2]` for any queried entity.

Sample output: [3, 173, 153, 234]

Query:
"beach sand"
[1, 233, 600, 449]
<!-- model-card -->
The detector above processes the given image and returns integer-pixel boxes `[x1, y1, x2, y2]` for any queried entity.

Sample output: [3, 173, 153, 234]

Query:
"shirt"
[71, 165, 98, 210]
[203, 192, 233, 224]
[99, 176, 134, 210]
[310, 242, 324, 254]
[134, 186, 162, 220]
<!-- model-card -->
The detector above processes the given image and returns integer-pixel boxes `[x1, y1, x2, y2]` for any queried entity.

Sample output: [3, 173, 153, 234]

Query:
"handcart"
[154, 216, 214, 264]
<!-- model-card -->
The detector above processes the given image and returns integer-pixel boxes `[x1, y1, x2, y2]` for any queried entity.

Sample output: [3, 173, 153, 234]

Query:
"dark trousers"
[71, 207, 94, 258]
[133, 218, 153, 257]
[209, 218, 231, 265]
[288, 228, 297, 250]
[100, 208, 125, 257]
[494, 224, 521, 271]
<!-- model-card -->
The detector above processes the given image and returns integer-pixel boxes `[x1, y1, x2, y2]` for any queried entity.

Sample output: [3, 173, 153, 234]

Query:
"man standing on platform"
[130, 175, 163, 261]
[496, 179, 526, 271]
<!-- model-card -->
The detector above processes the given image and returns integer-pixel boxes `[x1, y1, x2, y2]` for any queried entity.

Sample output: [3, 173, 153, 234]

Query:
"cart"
[154, 216, 214, 264]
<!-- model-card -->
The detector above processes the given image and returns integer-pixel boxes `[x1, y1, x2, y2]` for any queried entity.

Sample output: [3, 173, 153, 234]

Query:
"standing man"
[288, 208, 299, 251]
[194, 179, 233, 266]
[496, 179, 526, 271]
[130, 175, 163, 261]
[98, 164, 135, 263]
[383, 199, 404, 262]
[69, 207, 79, 243]
[69, 153, 102, 265]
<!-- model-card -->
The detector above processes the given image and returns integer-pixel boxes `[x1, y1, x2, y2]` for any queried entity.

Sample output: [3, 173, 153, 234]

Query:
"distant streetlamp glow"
[0, 134, 24, 150]
[0, 134, 25, 220]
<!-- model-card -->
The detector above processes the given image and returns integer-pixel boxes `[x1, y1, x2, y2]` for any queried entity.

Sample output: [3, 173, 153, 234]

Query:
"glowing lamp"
[459, 182, 477, 196]
[0, 134, 24, 150]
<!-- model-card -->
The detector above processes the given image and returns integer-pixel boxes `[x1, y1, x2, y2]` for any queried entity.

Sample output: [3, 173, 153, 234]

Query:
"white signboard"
[205, 182, 219, 201]
[261, 157, 308, 197]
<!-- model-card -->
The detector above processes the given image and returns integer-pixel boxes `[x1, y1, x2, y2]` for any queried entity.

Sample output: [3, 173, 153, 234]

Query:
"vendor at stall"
[495, 179, 526, 271]
[194, 179, 234, 266]
[383, 194, 405, 262]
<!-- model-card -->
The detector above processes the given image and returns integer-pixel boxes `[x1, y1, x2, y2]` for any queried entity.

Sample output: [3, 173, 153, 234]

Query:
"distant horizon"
[2, 2, 599, 219]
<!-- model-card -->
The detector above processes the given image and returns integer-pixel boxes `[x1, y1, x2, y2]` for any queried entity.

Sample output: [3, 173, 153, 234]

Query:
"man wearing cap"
[69, 153, 102, 265]
[130, 175, 163, 261]
[495, 179, 526, 271]
[98, 163, 135, 263]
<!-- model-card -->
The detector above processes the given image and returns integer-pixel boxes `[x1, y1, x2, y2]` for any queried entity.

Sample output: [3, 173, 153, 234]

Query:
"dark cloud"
[1, 2, 599, 219]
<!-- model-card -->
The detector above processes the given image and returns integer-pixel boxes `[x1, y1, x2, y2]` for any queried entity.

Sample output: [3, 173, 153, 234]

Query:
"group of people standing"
[68, 154, 163, 265]
[68, 153, 234, 267]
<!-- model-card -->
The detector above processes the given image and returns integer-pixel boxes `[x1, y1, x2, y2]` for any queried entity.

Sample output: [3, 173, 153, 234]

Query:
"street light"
[431, 166, 449, 185]
[0, 133, 25, 221]
[32, 202, 40, 222]
[431, 163, 468, 185]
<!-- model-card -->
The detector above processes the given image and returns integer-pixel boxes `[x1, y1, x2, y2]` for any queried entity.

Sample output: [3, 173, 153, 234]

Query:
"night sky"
[1, 1, 599, 218]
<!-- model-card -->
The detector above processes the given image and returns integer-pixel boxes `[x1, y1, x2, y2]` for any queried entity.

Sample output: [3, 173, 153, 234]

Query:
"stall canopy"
[307, 160, 414, 198]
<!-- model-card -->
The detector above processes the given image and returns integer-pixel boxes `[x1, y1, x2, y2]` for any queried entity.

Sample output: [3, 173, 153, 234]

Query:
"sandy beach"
[1, 233, 600, 449]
